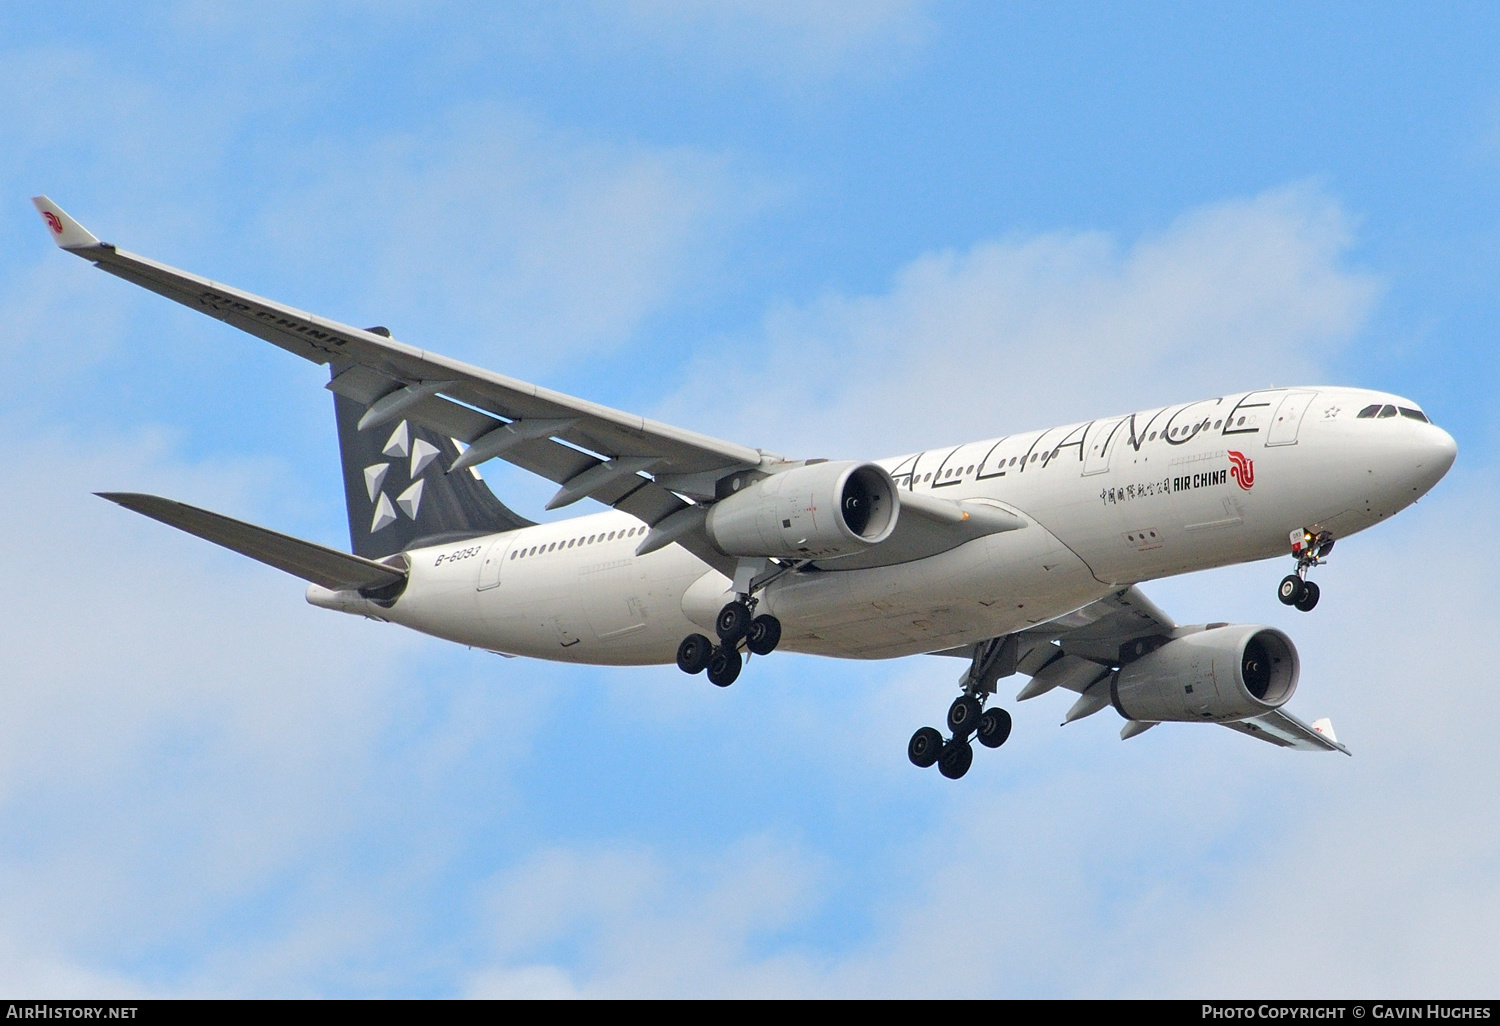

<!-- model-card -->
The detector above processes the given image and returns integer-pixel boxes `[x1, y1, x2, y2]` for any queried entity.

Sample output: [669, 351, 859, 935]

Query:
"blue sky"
[2, 2, 1498, 997]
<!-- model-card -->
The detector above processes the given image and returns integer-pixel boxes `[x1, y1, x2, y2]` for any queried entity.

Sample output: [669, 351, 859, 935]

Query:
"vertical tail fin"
[332, 371, 533, 559]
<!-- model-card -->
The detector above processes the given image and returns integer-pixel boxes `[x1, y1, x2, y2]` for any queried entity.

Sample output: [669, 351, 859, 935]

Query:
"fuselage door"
[1083, 417, 1125, 476]
[476, 535, 512, 591]
[1266, 391, 1318, 447]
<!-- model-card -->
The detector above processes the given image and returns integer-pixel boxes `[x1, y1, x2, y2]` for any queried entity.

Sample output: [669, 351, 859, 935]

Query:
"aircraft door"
[1266, 391, 1317, 447]
[1083, 417, 1125, 476]
[476, 536, 512, 591]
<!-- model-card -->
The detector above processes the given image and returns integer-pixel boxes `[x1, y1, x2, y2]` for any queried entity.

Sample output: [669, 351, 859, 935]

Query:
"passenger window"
[1378, 405, 1397, 418]
[1356, 404, 1381, 419]
[1399, 408, 1429, 423]
[967, 465, 974, 473]
[1214, 420, 1222, 428]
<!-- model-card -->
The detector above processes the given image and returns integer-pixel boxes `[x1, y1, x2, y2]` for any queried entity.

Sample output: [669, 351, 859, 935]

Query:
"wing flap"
[99, 492, 407, 592]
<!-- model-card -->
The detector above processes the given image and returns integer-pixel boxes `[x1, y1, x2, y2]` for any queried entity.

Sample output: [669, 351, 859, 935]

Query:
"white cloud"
[467, 835, 829, 997]
[226, 105, 747, 380]
[659, 184, 1379, 459]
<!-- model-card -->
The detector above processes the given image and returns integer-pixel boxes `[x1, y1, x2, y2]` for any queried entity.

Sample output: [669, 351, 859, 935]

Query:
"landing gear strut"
[1278, 528, 1333, 612]
[909, 635, 1018, 780]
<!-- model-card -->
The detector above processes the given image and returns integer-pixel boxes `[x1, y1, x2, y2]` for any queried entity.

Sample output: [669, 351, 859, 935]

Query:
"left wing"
[35, 197, 1012, 573]
[998, 588, 1349, 753]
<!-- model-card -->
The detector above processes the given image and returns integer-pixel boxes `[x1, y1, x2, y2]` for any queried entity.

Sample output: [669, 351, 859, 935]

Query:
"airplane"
[32, 196, 1458, 779]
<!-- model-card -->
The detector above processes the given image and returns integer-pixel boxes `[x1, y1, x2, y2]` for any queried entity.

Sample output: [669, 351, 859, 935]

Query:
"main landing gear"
[909, 635, 1018, 780]
[1278, 528, 1334, 613]
[676, 598, 782, 688]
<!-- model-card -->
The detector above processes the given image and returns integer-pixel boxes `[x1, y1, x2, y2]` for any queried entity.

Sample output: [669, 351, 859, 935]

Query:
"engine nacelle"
[1111, 625, 1299, 723]
[704, 461, 899, 559]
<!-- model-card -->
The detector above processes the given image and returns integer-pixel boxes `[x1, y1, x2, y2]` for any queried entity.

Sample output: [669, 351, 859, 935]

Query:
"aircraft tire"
[908, 726, 944, 768]
[938, 738, 974, 780]
[706, 645, 742, 688]
[716, 601, 753, 643]
[976, 707, 1012, 749]
[746, 615, 782, 656]
[1294, 580, 1321, 612]
[1277, 575, 1305, 606]
[677, 633, 713, 674]
[946, 695, 983, 736]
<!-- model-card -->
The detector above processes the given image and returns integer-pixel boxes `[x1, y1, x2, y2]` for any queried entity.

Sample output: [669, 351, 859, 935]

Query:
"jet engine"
[1110, 625, 1299, 723]
[704, 460, 898, 559]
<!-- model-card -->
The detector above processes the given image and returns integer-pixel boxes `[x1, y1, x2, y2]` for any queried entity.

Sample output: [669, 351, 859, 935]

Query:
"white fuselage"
[311, 386, 1456, 665]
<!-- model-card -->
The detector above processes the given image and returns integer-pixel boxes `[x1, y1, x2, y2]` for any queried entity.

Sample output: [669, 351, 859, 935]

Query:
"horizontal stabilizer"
[98, 492, 407, 592]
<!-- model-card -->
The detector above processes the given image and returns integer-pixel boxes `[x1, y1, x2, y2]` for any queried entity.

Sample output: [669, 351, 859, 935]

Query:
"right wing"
[1001, 587, 1349, 753]
[1223, 709, 1349, 754]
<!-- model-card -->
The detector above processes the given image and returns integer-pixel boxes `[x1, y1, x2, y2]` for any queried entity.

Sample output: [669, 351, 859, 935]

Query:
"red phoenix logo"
[1228, 450, 1254, 490]
[43, 211, 62, 234]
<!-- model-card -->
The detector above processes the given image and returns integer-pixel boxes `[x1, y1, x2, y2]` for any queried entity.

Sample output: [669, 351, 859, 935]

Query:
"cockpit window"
[1399, 407, 1429, 423]
[1356, 404, 1382, 418]
[1377, 405, 1398, 418]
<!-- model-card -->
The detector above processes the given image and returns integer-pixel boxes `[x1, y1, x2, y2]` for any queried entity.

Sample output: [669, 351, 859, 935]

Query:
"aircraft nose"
[1409, 423, 1458, 494]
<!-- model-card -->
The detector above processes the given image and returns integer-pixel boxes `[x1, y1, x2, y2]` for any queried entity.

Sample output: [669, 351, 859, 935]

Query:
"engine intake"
[1110, 625, 1299, 723]
[704, 461, 898, 559]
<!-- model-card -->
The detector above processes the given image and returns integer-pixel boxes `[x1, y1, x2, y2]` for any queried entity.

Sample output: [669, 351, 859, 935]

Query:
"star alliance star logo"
[363, 419, 441, 533]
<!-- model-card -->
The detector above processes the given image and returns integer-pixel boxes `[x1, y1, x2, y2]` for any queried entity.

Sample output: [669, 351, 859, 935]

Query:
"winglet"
[31, 196, 103, 250]
[1311, 717, 1338, 744]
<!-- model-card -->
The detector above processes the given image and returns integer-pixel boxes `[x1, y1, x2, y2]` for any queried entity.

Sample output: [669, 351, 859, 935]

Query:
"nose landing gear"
[909, 636, 1018, 780]
[1278, 528, 1333, 612]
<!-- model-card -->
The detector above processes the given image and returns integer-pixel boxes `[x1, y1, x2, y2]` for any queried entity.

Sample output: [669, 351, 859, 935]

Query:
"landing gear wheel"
[1277, 575, 1305, 606]
[676, 633, 713, 675]
[976, 707, 1012, 749]
[706, 645, 742, 688]
[715, 601, 753, 643]
[746, 614, 782, 656]
[908, 726, 944, 768]
[946, 695, 983, 736]
[1294, 580, 1321, 612]
[938, 738, 974, 780]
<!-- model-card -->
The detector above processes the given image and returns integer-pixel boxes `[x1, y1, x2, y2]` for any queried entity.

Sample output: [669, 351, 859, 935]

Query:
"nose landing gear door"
[1266, 391, 1318, 447]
